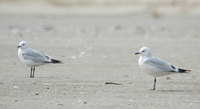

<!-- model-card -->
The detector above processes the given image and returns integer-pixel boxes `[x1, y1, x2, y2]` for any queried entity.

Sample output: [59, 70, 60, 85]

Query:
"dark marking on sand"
[105, 82, 122, 85]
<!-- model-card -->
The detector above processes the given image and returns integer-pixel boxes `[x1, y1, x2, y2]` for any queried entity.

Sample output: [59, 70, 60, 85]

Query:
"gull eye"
[22, 44, 25, 46]
[142, 50, 145, 52]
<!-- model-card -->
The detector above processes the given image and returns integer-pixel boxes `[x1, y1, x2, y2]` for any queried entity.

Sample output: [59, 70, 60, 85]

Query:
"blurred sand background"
[0, 0, 200, 109]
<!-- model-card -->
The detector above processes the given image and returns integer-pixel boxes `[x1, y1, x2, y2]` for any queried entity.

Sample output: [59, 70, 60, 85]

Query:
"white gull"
[135, 47, 190, 90]
[18, 41, 62, 78]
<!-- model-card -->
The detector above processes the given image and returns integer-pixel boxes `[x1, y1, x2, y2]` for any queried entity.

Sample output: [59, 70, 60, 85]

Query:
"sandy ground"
[0, 12, 200, 109]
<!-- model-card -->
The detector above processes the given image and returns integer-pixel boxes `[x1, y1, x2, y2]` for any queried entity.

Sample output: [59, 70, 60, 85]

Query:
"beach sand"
[0, 3, 200, 109]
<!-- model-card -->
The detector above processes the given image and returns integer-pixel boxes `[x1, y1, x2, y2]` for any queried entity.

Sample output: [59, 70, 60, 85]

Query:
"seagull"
[135, 47, 190, 90]
[18, 41, 62, 78]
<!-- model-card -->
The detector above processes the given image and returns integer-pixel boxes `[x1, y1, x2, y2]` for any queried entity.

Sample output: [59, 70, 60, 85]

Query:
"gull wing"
[22, 49, 49, 63]
[144, 57, 177, 72]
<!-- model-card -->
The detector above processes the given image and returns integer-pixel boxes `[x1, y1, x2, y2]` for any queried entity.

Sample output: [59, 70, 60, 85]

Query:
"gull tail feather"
[177, 68, 191, 73]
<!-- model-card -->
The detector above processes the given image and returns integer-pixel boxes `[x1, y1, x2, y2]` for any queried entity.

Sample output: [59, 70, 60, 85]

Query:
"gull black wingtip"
[135, 52, 140, 55]
[51, 59, 63, 64]
[178, 68, 191, 73]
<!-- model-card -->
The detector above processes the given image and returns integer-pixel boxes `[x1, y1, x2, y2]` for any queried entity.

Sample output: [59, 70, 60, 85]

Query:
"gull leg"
[153, 77, 156, 90]
[30, 67, 33, 78]
[33, 67, 35, 78]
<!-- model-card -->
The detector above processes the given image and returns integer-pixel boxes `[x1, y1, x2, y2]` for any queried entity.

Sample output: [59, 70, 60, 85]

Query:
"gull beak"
[17, 46, 21, 48]
[135, 52, 140, 55]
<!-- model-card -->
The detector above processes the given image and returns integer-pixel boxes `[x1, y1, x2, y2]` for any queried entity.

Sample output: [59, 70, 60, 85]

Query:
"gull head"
[135, 47, 152, 57]
[18, 41, 29, 49]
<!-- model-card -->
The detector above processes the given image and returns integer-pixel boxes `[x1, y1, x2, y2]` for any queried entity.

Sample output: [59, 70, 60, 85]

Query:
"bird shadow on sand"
[25, 76, 63, 79]
[153, 89, 193, 93]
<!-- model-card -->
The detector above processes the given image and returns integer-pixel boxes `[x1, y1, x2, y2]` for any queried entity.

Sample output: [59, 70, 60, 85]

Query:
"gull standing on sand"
[18, 41, 62, 78]
[135, 47, 190, 90]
